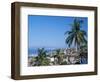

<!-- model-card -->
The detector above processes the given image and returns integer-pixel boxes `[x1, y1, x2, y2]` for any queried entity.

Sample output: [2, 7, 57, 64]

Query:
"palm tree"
[55, 49, 64, 64]
[79, 42, 88, 64]
[80, 43, 87, 56]
[35, 48, 50, 66]
[65, 18, 87, 51]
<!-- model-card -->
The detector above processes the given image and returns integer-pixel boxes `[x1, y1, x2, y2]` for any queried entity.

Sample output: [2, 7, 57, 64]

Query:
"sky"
[28, 15, 88, 49]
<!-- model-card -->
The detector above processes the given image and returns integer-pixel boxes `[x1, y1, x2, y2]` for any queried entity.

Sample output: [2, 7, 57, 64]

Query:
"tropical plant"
[65, 18, 87, 51]
[34, 48, 50, 66]
[55, 49, 64, 64]
[80, 43, 87, 55]
[79, 42, 88, 64]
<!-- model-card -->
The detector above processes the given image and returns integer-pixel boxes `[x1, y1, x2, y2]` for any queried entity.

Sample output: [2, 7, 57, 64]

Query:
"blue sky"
[28, 15, 88, 49]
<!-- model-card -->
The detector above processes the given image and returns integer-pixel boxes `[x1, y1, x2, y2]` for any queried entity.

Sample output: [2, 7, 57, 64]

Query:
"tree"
[79, 43, 88, 64]
[65, 18, 87, 51]
[55, 49, 64, 64]
[35, 48, 50, 66]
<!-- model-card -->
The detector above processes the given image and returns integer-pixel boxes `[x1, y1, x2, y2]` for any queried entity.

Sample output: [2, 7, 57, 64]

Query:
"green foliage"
[55, 49, 64, 64]
[80, 43, 88, 58]
[60, 61, 68, 65]
[35, 48, 50, 66]
[65, 18, 87, 51]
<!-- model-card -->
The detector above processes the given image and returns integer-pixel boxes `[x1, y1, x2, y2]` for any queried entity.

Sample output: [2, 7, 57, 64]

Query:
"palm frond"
[65, 18, 87, 50]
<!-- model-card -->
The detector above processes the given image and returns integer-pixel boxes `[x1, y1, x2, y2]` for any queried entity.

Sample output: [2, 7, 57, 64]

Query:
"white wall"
[0, 0, 100, 82]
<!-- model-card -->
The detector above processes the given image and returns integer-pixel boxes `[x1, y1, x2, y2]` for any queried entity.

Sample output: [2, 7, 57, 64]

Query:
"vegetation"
[55, 49, 64, 65]
[34, 48, 50, 66]
[64, 18, 87, 63]
[79, 43, 88, 63]
[28, 18, 88, 66]
[65, 18, 87, 51]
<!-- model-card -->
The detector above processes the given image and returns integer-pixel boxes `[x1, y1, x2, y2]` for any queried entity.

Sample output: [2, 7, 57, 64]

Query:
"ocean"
[28, 48, 57, 57]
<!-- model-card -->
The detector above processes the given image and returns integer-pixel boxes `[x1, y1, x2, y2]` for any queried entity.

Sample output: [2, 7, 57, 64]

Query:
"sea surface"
[28, 48, 57, 57]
